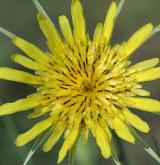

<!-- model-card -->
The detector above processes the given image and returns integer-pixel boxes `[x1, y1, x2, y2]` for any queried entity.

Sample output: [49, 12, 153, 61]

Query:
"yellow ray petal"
[93, 23, 103, 42]
[94, 122, 111, 159]
[103, 2, 117, 44]
[15, 117, 53, 146]
[11, 54, 41, 70]
[0, 94, 43, 116]
[99, 118, 112, 141]
[82, 127, 89, 144]
[37, 13, 63, 54]
[12, 37, 49, 63]
[27, 106, 51, 119]
[126, 97, 160, 112]
[71, 0, 86, 44]
[58, 116, 81, 163]
[131, 89, 150, 97]
[122, 23, 153, 58]
[123, 109, 150, 133]
[130, 58, 159, 71]
[112, 118, 135, 143]
[43, 123, 66, 152]
[135, 67, 160, 82]
[0, 67, 40, 84]
[59, 15, 74, 45]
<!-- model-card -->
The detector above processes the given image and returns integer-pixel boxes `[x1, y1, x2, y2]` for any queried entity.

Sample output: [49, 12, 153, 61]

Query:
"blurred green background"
[0, 0, 160, 164]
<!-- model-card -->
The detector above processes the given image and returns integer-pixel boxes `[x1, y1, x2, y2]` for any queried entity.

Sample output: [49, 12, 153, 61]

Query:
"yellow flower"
[0, 0, 160, 163]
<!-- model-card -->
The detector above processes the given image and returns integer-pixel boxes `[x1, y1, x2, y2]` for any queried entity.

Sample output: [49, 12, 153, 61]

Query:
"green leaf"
[152, 112, 160, 116]
[111, 143, 122, 165]
[23, 130, 51, 165]
[68, 132, 80, 165]
[151, 135, 160, 156]
[116, 0, 125, 17]
[32, 0, 53, 24]
[128, 125, 160, 163]
[151, 24, 160, 37]
[109, 0, 126, 44]
[0, 26, 16, 39]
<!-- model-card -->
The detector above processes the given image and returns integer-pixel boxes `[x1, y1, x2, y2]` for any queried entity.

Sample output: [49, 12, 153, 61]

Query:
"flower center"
[81, 80, 95, 93]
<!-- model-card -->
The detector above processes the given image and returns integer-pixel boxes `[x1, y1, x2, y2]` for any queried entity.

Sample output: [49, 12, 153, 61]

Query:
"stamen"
[0, 26, 16, 39]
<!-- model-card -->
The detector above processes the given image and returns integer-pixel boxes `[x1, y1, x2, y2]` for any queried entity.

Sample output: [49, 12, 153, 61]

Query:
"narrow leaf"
[111, 143, 122, 165]
[108, 0, 125, 44]
[128, 125, 160, 163]
[32, 0, 53, 25]
[116, 0, 125, 17]
[0, 26, 16, 39]
[153, 112, 160, 116]
[151, 24, 160, 37]
[23, 130, 51, 165]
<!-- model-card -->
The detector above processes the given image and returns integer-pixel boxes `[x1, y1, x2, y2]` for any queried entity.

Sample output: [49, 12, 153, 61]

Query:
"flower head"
[0, 0, 160, 163]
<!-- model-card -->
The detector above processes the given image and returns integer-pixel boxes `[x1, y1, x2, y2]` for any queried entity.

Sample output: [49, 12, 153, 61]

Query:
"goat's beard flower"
[0, 0, 160, 163]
